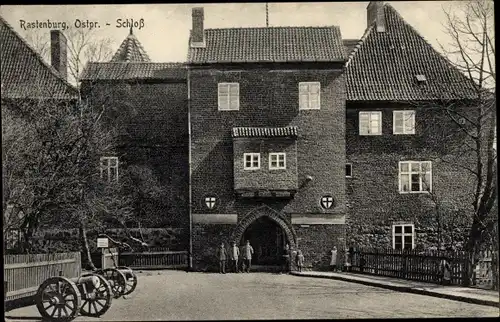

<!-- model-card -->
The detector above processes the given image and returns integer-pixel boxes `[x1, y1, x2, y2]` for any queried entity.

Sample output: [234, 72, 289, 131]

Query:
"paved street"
[6, 271, 499, 320]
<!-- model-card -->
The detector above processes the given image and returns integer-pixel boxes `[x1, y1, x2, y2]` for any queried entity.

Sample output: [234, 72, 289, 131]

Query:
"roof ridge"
[0, 15, 78, 94]
[345, 25, 374, 68]
[204, 25, 340, 31]
[86, 61, 187, 65]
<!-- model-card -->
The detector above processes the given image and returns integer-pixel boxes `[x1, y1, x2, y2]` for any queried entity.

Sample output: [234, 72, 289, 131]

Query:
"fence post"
[4, 281, 7, 299]
[101, 247, 105, 270]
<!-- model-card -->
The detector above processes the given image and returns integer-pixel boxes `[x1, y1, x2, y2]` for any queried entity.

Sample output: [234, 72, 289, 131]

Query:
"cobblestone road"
[5, 271, 499, 320]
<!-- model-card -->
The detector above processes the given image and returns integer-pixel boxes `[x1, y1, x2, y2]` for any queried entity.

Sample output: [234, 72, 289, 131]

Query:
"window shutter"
[394, 112, 404, 133]
[218, 84, 229, 110]
[404, 111, 415, 133]
[359, 113, 369, 134]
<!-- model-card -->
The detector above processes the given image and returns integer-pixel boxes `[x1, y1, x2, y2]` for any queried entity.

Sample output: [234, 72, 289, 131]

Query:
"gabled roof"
[232, 126, 298, 138]
[80, 62, 186, 81]
[111, 28, 151, 62]
[187, 26, 346, 64]
[345, 4, 477, 101]
[0, 16, 78, 100]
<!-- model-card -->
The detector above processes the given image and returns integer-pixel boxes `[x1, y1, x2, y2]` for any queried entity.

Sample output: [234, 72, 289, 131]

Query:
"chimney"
[50, 30, 68, 80]
[191, 7, 206, 48]
[367, 1, 386, 32]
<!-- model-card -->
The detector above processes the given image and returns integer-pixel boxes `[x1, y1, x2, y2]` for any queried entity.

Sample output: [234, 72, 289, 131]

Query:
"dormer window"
[415, 74, 427, 83]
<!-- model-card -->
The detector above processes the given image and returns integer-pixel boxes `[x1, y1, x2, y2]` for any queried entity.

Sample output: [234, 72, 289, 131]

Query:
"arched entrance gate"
[230, 205, 296, 266]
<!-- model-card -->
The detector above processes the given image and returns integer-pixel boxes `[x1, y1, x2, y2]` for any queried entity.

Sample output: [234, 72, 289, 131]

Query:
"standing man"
[230, 241, 240, 273]
[281, 243, 290, 274]
[330, 246, 338, 271]
[242, 240, 254, 273]
[216, 242, 227, 274]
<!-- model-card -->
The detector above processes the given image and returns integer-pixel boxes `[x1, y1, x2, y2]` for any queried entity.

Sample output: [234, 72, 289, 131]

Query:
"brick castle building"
[80, 2, 482, 270]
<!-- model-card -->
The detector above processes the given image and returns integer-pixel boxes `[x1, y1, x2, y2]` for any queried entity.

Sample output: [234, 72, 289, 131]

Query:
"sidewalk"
[291, 271, 500, 308]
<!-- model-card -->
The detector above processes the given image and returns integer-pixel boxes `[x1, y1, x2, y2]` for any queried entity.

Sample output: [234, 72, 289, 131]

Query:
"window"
[269, 153, 286, 170]
[359, 111, 382, 135]
[218, 83, 239, 111]
[299, 82, 321, 110]
[243, 153, 260, 170]
[392, 224, 414, 250]
[399, 161, 432, 193]
[393, 110, 416, 134]
[346, 164, 352, 177]
[100, 156, 119, 182]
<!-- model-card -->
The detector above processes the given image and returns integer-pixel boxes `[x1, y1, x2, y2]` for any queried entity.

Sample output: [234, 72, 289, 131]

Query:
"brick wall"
[346, 101, 476, 250]
[294, 224, 345, 270]
[190, 64, 346, 269]
[190, 65, 346, 215]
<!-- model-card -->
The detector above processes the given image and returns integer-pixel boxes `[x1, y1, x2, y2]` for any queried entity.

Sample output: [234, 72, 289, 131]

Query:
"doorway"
[241, 216, 287, 266]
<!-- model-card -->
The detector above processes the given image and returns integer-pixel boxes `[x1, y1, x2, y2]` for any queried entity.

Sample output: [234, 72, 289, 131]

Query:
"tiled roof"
[188, 26, 346, 64]
[345, 4, 477, 101]
[111, 28, 151, 62]
[0, 16, 78, 100]
[80, 62, 186, 80]
[232, 126, 298, 138]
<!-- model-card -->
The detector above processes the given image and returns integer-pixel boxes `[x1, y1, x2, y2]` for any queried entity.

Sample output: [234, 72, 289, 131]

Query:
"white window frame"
[100, 156, 119, 182]
[346, 163, 352, 178]
[359, 111, 382, 135]
[392, 224, 415, 250]
[398, 161, 432, 193]
[269, 153, 286, 170]
[218, 82, 240, 111]
[299, 81, 321, 110]
[393, 110, 416, 135]
[243, 153, 260, 170]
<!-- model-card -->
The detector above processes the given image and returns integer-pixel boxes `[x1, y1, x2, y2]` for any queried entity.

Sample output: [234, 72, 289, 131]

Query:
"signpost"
[98, 238, 109, 269]
[97, 238, 109, 248]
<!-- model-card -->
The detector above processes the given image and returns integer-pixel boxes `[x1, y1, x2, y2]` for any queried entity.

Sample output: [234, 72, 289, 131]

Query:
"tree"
[440, 0, 496, 259]
[2, 28, 152, 269]
[24, 28, 113, 87]
[407, 0, 496, 286]
[2, 96, 114, 254]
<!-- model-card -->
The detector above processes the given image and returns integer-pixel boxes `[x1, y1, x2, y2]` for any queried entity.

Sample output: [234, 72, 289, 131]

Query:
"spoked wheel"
[116, 266, 138, 295]
[35, 277, 81, 321]
[123, 270, 138, 295]
[95, 268, 127, 299]
[78, 273, 113, 317]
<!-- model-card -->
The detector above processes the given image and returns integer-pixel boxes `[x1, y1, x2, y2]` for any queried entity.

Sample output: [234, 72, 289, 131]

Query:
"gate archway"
[230, 205, 297, 250]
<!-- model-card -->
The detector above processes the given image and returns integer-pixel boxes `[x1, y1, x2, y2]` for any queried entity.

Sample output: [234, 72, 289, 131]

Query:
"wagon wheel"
[35, 276, 81, 321]
[95, 268, 127, 299]
[124, 270, 138, 295]
[115, 266, 138, 295]
[78, 273, 113, 317]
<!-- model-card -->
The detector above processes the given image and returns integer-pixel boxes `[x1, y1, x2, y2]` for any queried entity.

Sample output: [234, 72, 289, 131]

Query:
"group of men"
[216, 240, 294, 274]
[216, 240, 254, 274]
